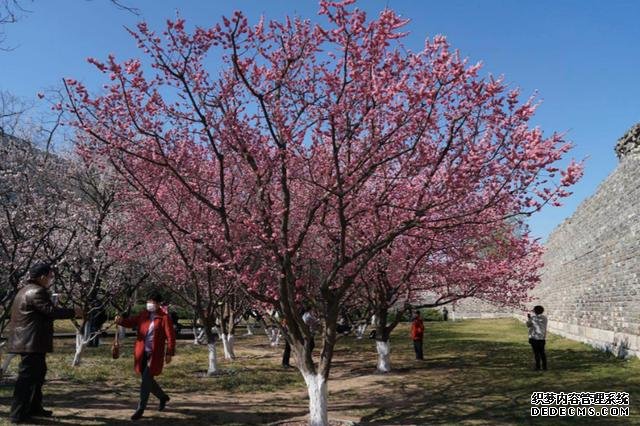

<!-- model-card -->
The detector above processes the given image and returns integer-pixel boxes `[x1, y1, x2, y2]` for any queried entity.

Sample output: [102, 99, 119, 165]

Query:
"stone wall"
[529, 148, 640, 357]
[453, 126, 640, 358]
[449, 297, 514, 320]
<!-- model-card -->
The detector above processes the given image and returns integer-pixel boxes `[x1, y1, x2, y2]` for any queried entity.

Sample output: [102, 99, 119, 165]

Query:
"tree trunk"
[117, 325, 126, 341]
[221, 333, 236, 360]
[207, 341, 218, 376]
[245, 323, 254, 335]
[375, 340, 391, 373]
[267, 327, 280, 346]
[302, 371, 328, 426]
[355, 323, 367, 339]
[228, 334, 236, 358]
[72, 330, 86, 367]
[373, 307, 393, 373]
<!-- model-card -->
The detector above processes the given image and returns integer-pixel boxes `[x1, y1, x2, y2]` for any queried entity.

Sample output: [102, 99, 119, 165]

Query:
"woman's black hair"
[533, 305, 544, 315]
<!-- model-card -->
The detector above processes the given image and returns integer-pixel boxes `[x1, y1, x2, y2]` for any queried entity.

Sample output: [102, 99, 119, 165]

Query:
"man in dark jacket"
[6, 263, 80, 424]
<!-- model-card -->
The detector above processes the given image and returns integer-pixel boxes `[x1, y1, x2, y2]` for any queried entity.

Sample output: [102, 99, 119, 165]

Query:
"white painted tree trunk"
[266, 327, 277, 346]
[221, 334, 236, 360]
[376, 340, 391, 373]
[118, 325, 126, 341]
[245, 323, 254, 335]
[207, 342, 218, 376]
[267, 327, 281, 347]
[302, 372, 328, 426]
[72, 331, 87, 367]
[356, 324, 368, 339]
[228, 335, 235, 358]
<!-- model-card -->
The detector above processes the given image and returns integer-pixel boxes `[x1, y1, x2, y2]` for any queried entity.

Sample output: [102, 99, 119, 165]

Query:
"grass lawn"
[0, 318, 638, 425]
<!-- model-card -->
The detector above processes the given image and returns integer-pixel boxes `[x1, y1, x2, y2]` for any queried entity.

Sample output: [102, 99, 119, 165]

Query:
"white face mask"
[146, 302, 157, 312]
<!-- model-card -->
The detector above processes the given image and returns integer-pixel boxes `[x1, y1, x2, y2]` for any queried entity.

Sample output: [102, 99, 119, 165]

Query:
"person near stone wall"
[527, 305, 548, 371]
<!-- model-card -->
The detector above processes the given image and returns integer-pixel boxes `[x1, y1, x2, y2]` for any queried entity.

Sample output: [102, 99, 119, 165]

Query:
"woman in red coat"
[115, 291, 176, 421]
[410, 311, 425, 360]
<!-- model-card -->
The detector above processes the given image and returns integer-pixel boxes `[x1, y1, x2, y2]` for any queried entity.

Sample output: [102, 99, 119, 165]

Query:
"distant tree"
[53, 161, 155, 366]
[0, 134, 76, 364]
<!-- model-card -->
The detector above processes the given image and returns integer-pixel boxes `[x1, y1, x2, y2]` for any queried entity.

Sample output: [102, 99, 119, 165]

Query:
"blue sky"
[1, 0, 638, 241]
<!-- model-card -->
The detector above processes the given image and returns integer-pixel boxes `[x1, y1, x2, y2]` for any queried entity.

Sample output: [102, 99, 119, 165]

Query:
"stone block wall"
[452, 127, 640, 357]
[528, 151, 640, 357]
[449, 297, 514, 320]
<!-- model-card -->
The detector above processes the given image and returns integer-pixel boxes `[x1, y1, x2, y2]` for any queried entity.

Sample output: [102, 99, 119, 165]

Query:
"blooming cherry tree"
[64, 1, 582, 423]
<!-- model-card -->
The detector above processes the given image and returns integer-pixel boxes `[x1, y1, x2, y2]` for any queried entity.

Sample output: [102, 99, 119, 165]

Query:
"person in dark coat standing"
[7, 263, 81, 424]
[115, 291, 176, 421]
[410, 311, 425, 360]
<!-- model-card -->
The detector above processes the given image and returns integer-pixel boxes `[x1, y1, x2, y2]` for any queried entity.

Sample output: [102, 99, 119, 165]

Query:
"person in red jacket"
[410, 311, 425, 360]
[115, 291, 176, 421]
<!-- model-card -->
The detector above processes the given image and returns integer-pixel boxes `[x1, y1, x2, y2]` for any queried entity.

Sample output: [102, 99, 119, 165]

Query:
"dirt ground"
[0, 328, 427, 425]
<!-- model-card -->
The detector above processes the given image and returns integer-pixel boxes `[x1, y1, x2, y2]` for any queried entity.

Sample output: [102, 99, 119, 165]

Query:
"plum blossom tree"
[126, 196, 246, 375]
[63, 1, 582, 423]
[360, 220, 543, 373]
[52, 162, 156, 366]
[216, 289, 253, 360]
[0, 134, 77, 371]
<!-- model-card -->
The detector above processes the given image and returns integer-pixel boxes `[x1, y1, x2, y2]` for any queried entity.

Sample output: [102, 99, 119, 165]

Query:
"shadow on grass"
[0, 387, 308, 425]
[349, 333, 639, 425]
[1, 319, 638, 425]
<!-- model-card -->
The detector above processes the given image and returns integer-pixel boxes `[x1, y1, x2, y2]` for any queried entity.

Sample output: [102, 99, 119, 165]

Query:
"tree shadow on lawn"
[349, 339, 640, 425]
[2, 321, 638, 425]
[0, 386, 309, 425]
[339, 337, 623, 378]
